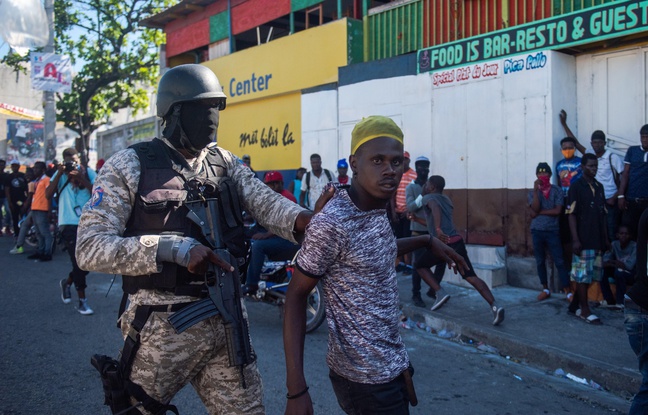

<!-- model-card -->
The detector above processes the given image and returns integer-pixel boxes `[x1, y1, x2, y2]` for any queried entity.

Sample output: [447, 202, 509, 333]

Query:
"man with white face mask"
[77, 64, 317, 414]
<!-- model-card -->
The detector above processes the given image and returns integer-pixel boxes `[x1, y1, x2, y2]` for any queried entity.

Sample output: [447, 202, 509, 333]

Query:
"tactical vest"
[122, 138, 247, 295]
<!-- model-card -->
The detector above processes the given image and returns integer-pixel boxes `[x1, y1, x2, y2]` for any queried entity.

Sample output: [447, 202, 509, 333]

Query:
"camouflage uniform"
[77, 138, 303, 414]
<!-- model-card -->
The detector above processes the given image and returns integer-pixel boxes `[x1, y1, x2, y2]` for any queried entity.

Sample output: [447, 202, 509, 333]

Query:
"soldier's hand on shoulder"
[187, 245, 234, 275]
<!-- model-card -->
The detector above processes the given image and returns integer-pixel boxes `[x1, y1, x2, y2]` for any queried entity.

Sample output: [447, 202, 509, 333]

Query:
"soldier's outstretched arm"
[76, 149, 167, 276]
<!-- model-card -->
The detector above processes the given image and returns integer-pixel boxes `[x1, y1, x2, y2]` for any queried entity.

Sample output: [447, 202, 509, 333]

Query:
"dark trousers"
[329, 369, 410, 415]
[531, 229, 569, 289]
[410, 231, 437, 296]
[60, 225, 89, 291]
[624, 199, 648, 240]
[625, 298, 648, 414]
[9, 202, 23, 236]
[601, 268, 635, 305]
[606, 202, 620, 242]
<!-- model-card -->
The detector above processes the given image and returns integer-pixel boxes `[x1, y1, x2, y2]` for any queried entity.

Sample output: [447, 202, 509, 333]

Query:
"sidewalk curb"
[403, 304, 640, 399]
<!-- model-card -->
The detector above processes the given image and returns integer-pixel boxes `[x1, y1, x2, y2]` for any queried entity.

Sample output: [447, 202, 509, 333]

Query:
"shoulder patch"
[90, 186, 104, 208]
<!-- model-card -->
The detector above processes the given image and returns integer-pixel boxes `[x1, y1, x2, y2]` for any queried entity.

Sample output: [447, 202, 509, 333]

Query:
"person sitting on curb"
[414, 175, 505, 326]
[566, 153, 608, 325]
[601, 224, 636, 309]
[528, 162, 571, 301]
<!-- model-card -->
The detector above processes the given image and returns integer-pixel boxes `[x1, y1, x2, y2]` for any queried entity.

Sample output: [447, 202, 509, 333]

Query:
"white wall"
[302, 47, 648, 189]
[301, 89, 339, 173]
[302, 50, 580, 191]
[576, 46, 648, 154]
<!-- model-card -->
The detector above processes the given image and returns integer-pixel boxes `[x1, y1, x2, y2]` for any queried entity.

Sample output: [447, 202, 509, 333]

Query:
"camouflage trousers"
[120, 303, 265, 415]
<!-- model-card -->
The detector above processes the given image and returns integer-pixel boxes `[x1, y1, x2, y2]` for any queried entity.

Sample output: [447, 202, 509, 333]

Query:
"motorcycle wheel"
[304, 281, 326, 333]
[24, 225, 38, 248]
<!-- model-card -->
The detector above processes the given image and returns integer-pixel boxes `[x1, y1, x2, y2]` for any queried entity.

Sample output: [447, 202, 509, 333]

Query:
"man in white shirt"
[590, 130, 624, 239]
[299, 153, 334, 210]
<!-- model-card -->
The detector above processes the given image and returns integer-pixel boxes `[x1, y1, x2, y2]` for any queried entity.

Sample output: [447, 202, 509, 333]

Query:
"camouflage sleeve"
[218, 147, 305, 244]
[77, 149, 161, 276]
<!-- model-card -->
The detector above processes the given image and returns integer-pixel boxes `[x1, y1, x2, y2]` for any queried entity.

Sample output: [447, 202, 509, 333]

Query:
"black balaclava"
[163, 101, 219, 157]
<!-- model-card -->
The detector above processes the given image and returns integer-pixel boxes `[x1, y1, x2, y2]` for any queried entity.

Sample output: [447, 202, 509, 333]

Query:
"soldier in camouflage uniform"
[77, 64, 313, 414]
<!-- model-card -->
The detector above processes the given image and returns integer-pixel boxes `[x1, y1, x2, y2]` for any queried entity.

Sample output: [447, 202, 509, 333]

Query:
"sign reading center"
[418, 0, 648, 73]
[229, 73, 273, 97]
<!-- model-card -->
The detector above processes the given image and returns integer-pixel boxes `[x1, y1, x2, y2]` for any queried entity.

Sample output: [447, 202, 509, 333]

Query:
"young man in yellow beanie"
[283, 116, 467, 414]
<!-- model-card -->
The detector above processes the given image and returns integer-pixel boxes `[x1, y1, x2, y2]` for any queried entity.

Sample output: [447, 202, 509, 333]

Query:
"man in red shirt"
[242, 171, 300, 294]
[391, 151, 417, 273]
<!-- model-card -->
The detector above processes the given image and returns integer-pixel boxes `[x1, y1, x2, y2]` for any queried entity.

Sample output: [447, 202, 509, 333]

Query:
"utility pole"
[44, 0, 56, 162]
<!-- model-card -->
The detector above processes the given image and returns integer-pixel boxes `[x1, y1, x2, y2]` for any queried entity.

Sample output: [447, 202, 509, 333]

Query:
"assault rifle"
[167, 196, 255, 385]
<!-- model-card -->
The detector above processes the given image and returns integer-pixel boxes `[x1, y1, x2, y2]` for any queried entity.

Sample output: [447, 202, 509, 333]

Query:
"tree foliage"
[3, 0, 175, 152]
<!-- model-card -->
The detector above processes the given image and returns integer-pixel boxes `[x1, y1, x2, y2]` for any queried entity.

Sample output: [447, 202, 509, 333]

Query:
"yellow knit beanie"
[351, 116, 404, 155]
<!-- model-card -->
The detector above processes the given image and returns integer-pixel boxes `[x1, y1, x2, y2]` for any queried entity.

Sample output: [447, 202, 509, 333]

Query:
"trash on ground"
[437, 329, 455, 339]
[476, 342, 499, 354]
[513, 375, 522, 381]
[553, 368, 566, 377]
[566, 373, 588, 385]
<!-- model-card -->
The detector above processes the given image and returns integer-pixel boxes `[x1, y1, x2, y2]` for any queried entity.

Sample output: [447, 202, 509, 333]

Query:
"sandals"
[579, 313, 602, 325]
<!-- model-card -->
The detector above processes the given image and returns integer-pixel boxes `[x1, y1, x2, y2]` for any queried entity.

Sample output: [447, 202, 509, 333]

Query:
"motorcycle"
[252, 258, 326, 333]
[241, 212, 326, 333]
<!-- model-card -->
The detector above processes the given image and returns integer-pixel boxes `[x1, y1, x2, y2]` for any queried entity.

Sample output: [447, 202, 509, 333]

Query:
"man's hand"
[618, 198, 627, 211]
[313, 185, 336, 214]
[428, 236, 468, 275]
[559, 109, 567, 125]
[533, 179, 542, 191]
[572, 240, 582, 256]
[284, 393, 314, 415]
[186, 245, 234, 275]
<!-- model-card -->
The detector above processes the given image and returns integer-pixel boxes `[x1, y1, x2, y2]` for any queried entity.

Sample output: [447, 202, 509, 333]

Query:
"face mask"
[561, 149, 575, 159]
[179, 102, 219, 153]
[538, 175, 551, 199]
[162, 102, 219, 157]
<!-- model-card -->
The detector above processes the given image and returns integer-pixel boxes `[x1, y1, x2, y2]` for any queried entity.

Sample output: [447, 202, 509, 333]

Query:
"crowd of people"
[527, 110, 647, 326]
[1, 63, 646, 414]
[0, 149, 97, 315]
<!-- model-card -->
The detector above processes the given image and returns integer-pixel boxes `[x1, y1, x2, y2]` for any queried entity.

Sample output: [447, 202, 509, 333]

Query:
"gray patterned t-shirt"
[295, 190, 409, 384]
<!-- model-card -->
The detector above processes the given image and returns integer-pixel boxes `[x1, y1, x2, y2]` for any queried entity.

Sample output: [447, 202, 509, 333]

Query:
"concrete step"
[446, 244, 507, 289]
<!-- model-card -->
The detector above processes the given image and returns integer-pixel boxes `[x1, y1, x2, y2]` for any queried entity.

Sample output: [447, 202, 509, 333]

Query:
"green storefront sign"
[418, 0, 648, 73]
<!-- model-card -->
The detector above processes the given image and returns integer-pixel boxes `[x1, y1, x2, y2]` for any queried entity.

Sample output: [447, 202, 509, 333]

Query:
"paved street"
[0, 234, 632, 414]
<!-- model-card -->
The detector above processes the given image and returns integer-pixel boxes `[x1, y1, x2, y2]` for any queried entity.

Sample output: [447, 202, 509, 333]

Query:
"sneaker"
[60, 278, 71, 304]
[27, 253, 41, 260]
[39, 254, 52, 262]
[430, 292, 451, 311]
[426, 288, 436, 299]
[412, 294, 426, 308]
[9, 245, 24, 254]
[537, 289, 551, 301]
[78, 299, 94, 315]
[492, 306, 505, 326]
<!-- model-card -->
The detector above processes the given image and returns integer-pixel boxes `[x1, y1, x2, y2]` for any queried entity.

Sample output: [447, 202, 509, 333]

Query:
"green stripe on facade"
[291, 0, 322, 12]
[210, 11, 229, 43]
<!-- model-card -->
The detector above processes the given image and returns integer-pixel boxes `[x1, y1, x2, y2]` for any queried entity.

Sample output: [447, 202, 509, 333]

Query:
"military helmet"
[156, 64, 227, 118]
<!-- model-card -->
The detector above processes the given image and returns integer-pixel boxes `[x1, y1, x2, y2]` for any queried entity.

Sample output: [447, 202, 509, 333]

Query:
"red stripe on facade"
[231, 0, 291, 35]
[166, 18, 210, 57]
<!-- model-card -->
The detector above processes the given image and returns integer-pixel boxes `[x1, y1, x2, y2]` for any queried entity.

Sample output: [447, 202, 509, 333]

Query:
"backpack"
[608, 152, 621, 188]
